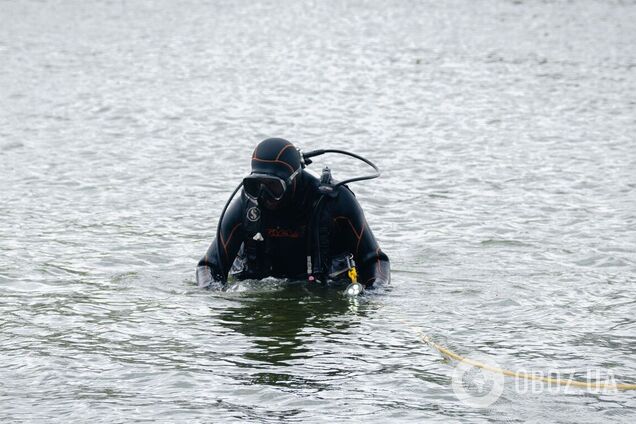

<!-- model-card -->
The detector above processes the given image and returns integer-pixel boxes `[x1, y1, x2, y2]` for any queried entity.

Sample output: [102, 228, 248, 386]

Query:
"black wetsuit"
[196, 170, 390, 288]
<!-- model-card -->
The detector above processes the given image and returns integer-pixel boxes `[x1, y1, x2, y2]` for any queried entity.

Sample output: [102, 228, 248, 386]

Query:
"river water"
[1, 0, 635, 422]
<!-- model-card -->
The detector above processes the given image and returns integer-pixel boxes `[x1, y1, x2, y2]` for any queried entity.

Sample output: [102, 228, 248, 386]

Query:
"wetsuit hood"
[251, 138, 302, 180]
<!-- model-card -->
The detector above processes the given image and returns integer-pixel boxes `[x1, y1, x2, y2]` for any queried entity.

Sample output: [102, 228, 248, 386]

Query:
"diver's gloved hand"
[196, 265, 222, 290]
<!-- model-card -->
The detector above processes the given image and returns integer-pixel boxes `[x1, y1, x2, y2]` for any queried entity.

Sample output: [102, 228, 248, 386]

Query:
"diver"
[196, 137, 390, 293]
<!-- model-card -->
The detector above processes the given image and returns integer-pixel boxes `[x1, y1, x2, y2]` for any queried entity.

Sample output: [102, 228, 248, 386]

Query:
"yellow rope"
[420, 334, 636, 391]
[397, 319, 636, 391]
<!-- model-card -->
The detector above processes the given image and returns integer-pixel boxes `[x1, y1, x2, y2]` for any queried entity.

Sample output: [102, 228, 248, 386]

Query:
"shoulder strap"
[242, 196, 262, 238]
[239, 195, 271, 276]
[307, 167, 339, 282]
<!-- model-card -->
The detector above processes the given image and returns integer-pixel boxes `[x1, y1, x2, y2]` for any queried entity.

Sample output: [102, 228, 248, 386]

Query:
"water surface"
[1, 0, 635, 422]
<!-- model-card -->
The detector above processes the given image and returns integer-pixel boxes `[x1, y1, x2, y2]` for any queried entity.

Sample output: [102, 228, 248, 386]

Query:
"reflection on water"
[219, 283, 360, 366]
[215, 282, 368, 399]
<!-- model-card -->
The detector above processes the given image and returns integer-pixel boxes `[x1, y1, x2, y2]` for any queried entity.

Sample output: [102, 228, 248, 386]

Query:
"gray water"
[1, 0, 635, 422]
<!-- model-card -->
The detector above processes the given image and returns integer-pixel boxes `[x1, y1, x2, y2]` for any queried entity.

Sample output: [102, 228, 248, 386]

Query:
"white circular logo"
[246, 206, 260, 222]
[451, 354, 505, 408]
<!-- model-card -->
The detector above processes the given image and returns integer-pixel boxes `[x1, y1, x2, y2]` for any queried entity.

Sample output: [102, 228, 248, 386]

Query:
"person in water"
[196, 138, 390, 290]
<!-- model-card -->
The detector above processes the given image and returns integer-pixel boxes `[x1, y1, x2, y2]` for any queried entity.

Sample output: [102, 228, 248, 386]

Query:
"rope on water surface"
[399, 320, 636, 391]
